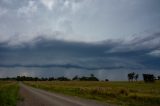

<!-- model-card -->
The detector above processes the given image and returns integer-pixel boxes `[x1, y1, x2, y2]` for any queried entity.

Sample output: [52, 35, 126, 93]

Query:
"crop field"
[25, 81, 160, 106]
[0, 81, 19, 106]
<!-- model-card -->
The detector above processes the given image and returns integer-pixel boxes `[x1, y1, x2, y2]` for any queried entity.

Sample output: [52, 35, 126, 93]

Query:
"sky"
[0, 0, 160, 80]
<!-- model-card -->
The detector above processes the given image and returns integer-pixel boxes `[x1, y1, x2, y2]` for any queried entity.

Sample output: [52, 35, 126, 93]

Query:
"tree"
[16, 76, 21, 81]
[72, 75, 79, 80]
[90, 74, 94, 77]
[158, 76, 160, 80]
[79, 74, 99, 81]
[49, 77, 55, 81]
[105, 79, 109, 81]
[128, 72, 135, 82]
[134, 74, 139, 81]
[143, 74, 155, 83]
[56, 76, 70, 81]
[88, 74, 99, 81]
[79, 76, 88, 81]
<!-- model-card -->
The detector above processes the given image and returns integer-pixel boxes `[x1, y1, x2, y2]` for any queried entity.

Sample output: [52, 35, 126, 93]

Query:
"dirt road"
[17, 83, 113, 106]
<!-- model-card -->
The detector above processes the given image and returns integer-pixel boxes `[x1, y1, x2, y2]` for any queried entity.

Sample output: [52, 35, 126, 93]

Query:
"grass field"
[0, 81, 19, 106]
[25, 81, 160, 106]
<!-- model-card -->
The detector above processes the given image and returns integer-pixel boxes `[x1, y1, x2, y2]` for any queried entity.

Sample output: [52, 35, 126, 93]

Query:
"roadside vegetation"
[25, 80, 160, 106]
[0, 81, 19, 106]
[0, 73, 159, 106]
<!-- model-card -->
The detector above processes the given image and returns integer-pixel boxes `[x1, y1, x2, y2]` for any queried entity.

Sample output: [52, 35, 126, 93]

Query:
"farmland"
[0, 81, 19, 106]
[25, 81, 160, 106]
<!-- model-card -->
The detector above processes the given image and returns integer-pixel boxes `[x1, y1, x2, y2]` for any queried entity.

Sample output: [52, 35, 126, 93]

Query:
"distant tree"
[16, 76, 21, 81]
[72, 75, 79, 80]
[79, 74, 99, 81]
[105, 79, 109, 81]
[56, 76, 70, 81]
[143, 74, 155, 83]
[134, 74, 139, 81]
[128, 72, 135, 82]
[34, 77, 39, 81]
[88, 76, 99, 81]
[88, 74, 99, 81]
[90, 74, 94, 77]
[39, 77, 48, 81]
[79, 76, 88, 81]
[49, 77, 55, 81]
[158, 76, 160, 80]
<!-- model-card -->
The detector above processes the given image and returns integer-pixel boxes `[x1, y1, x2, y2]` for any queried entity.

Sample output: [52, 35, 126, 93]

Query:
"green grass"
[24, 81, 160, 106]
[0, 81, 19, 106]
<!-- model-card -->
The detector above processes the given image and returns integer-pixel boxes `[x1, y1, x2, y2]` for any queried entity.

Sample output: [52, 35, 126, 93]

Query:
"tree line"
[0, 74, 109, 81]
[0, 73, 160, 82]
[128, 72, 160, 82]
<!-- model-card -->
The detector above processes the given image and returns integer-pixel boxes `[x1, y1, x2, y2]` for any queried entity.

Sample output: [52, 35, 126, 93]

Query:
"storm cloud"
[0, 32, 160, 80]
[0, 0, 160, 80]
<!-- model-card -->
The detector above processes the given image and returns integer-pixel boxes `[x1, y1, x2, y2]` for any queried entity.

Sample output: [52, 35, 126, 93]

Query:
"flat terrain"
[25, 81, 160, 106]
[18, 83, 109, 106]
[0, 81, 19, 106]
[0, 81, 160, 106]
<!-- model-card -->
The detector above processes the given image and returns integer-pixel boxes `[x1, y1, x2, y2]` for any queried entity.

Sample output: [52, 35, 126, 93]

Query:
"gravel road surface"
[17, 83, 115, 106]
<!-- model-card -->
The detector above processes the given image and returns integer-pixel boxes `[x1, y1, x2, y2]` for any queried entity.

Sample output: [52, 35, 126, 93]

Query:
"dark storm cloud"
[0, 32, 160, 80]
[0, 63, 139, 70]
[0, 37, 118, 67]
[0, 0, 160, 80]
[0, 32, 160, 69]
[108, 32, 160, 53]
[106, 32, 160, 70]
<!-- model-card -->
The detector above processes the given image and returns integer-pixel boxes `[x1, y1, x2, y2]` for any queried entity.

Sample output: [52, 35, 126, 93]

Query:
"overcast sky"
[0, 0, 160, 80]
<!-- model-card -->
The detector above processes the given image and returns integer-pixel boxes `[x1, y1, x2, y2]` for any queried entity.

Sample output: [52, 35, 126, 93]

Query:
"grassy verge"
[0, 81, 19, 106]
[24, 81, 160, 106]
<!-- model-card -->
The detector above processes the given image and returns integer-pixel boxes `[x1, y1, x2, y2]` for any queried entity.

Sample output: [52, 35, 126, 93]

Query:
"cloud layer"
[0, 32, 160, 80]
[0, 0, 160, 80]
[0, 0, 160, 44]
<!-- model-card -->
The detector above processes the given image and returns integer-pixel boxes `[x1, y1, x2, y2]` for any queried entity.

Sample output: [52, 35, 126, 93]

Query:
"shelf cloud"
[0, 0, 160, 80]
[0, 32, 160, 80]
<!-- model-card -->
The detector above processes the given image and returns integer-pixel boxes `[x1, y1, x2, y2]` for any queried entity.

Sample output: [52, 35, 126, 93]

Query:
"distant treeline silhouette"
[143, 74, 156, 82]
[0, 73, 160, 82]
[128, 72, 139, 81]
[128, 72, 160, 83]
[0, 74, 107, 81]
